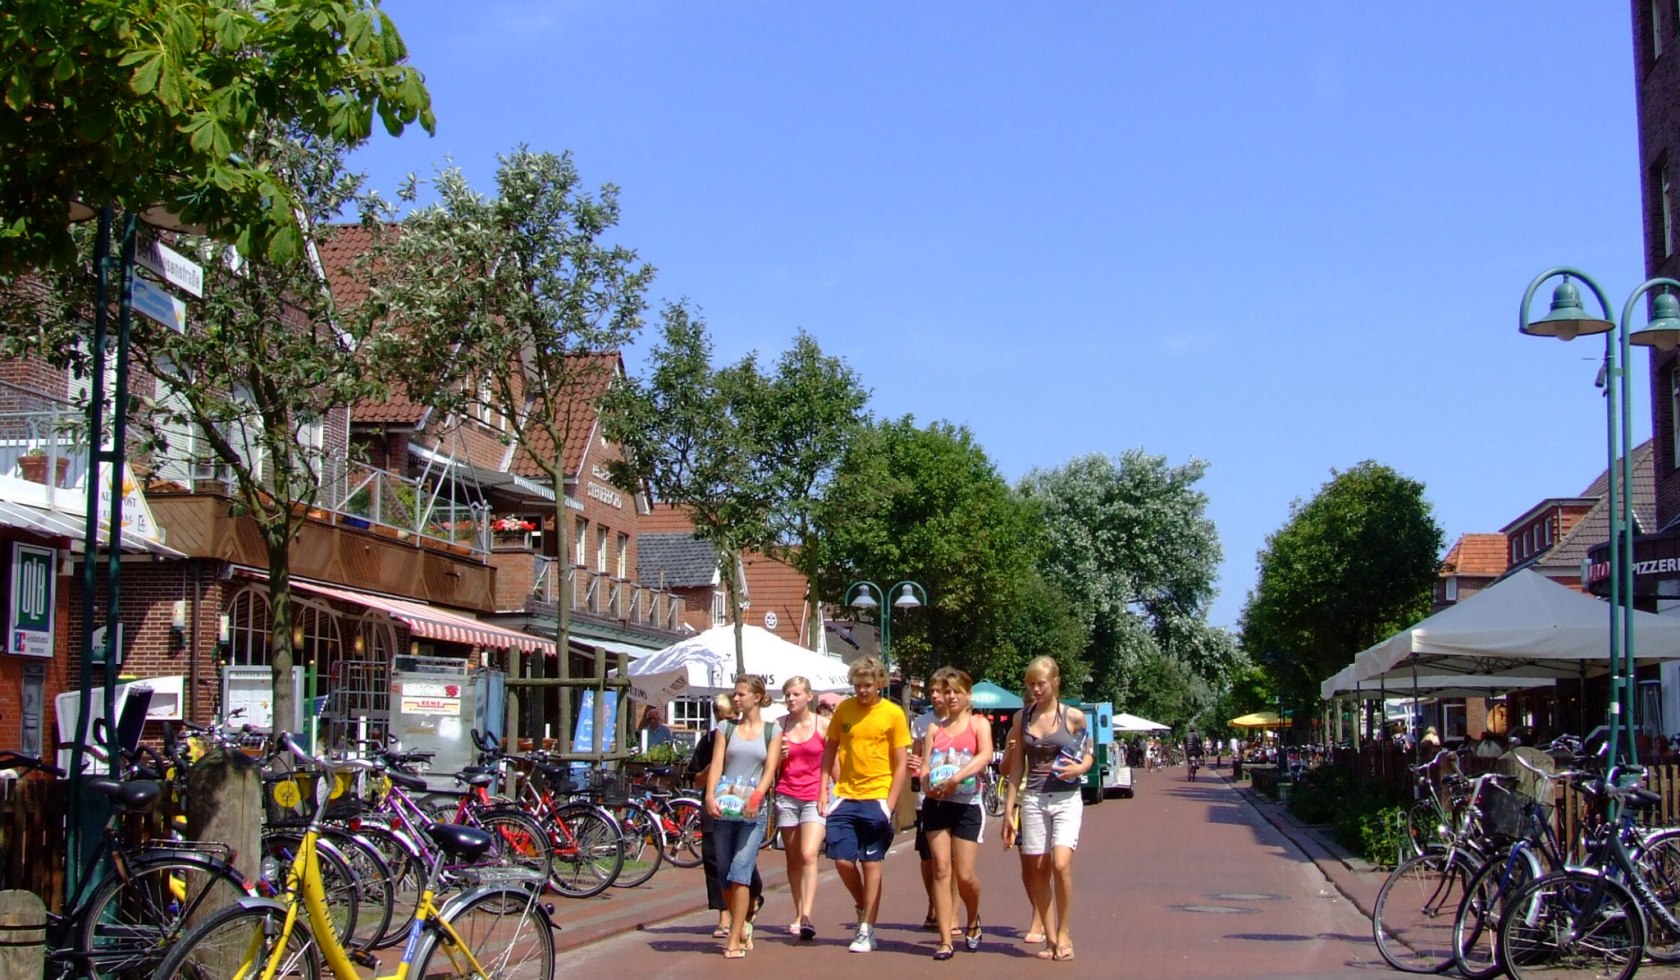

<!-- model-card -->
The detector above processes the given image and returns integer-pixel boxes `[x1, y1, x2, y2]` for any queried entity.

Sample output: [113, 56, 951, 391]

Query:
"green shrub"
[1358, 805, 1411, 868]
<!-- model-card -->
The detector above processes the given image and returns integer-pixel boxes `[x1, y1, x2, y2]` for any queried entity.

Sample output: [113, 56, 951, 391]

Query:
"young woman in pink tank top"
[775, 676, 828, 940]
[919, 667, 993, 960]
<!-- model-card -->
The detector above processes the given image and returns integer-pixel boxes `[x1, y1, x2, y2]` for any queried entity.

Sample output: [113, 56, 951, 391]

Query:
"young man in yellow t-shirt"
[820, 656, 911, 953]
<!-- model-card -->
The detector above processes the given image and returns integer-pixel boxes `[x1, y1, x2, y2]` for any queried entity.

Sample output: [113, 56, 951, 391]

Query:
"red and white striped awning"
[287, 579, 553, 655]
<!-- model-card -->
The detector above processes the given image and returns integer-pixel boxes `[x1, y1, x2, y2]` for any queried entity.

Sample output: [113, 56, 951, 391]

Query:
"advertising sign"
[8, 543, 55, 657]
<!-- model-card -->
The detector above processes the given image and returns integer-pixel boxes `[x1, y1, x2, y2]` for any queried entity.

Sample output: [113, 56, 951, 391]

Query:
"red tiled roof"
[642, 503, 697, 534]
[742, 552, 813, 646]
[1441, 533, 1508, 578]
[509, 354, 620, 480]
[316, 224, 431, 425]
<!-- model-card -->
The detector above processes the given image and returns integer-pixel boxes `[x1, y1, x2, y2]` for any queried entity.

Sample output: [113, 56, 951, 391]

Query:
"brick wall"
[1635, 0, 1680, 528]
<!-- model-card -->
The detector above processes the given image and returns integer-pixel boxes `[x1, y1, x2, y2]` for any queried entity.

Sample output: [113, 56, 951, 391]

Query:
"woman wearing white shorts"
[1000, 656, 1091, 963]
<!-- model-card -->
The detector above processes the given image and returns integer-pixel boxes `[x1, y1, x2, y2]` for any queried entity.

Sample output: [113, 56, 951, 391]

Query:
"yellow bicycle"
[150, 732, 557, 979]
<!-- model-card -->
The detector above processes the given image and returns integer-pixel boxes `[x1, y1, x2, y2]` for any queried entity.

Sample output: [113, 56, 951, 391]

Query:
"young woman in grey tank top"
[1000, 656, 1090, 962]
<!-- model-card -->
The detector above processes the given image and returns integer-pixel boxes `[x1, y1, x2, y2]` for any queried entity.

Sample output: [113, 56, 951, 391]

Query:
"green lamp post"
[844, 580, 928, 701]
[1519, 268, 1680, 768]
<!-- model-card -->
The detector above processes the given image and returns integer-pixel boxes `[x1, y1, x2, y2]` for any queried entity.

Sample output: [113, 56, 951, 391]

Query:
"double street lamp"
[844, 580, 928, 699]
[1519, 267, 1680, 767]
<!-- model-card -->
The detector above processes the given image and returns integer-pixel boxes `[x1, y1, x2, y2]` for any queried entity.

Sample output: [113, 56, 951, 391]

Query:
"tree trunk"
[266, 534, 297, 736]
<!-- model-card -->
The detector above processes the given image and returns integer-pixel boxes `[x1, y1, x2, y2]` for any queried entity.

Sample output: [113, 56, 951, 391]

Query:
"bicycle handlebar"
[0, 751, 64, 776]
[275, 732, 380, 776]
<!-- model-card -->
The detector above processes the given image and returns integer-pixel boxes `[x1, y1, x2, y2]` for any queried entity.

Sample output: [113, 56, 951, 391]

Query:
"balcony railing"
[0, 380, 91, 502]
[532, 557, 686, 632]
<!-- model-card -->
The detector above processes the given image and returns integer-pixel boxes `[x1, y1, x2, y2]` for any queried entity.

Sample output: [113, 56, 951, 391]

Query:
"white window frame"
[1444, 577, 1459, 602]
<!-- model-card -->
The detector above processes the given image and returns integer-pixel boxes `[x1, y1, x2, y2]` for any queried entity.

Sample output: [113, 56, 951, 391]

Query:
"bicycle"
[1371, 767, 1503, 973]
[153, 732, 557, 979]
[0, 751, 254, 979]
[623, 768, 704, 869]
[1494, 763, 1680, 979]
[980, 757, 1005, 818]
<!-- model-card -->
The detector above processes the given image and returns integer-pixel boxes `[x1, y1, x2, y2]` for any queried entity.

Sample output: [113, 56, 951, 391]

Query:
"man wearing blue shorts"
[821, 656, 910, 953]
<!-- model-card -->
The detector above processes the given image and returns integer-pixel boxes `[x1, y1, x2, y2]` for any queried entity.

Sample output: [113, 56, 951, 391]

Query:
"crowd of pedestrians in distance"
[689, 654, 1095, 960]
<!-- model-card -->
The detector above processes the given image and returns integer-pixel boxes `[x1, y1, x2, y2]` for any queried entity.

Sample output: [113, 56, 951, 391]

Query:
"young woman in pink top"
[775, 675, 828, 941]
[920, 667, 993, 960]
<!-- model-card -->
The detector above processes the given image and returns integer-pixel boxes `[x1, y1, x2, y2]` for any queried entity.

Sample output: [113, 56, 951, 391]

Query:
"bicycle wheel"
[75, 853, 250, 979]
[1372, 849, 1474, 973]
[1453, 845, 1543, 980]
[1403, 801, 1440, 860]
[1497, 869, 1643, 980]
[415, 888, 554, 979]
[610, 803, 666, 888]
[547, 802, 623, 897]
[347, 823, 425, 948]
[262, 832, 359, 948]
[323, 828, 395, 951]
[479, 806, 555, 886]
[662, 798, 704, 868]
[1635, 829, 1680, 962]
[982, 776, 1004, 818]
[150, 902, 322, 980]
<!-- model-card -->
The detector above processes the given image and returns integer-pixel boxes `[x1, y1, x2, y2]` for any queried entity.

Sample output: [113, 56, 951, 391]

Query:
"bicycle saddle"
[385, 769, 428, 792]
[455, 771, 495, 789]
[87, 777, 162, 812]
[426, 823, 494, 860]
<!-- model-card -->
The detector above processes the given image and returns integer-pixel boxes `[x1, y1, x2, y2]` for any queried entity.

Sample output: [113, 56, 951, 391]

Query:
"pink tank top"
[776, 722, 826, 801]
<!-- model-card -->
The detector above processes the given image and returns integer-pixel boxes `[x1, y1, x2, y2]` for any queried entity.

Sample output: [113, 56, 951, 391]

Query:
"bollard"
[0, 889, 47, 980]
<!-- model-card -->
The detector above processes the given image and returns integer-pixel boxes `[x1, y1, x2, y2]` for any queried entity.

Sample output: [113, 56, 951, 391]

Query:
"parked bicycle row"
[1373, 742, 1680, 979]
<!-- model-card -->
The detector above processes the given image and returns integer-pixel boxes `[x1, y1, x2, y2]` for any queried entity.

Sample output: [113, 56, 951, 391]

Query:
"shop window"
[226, 587, 272, 666]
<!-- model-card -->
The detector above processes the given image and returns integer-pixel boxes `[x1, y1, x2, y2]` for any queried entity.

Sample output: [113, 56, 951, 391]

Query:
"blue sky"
[351, 2, 1649, 631]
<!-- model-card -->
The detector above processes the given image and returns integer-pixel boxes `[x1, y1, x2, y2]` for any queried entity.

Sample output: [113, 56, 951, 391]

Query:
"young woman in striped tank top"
[919, 667, 993, 960]
[775, 675, 828, 941]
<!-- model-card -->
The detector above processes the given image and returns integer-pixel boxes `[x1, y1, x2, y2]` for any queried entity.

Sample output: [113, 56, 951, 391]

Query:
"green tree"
[360, 147, 655, 734]
[4, 136, 387, 733]
[1018, 451, 1232, 707]
[603, 303, 773, 675]
[1, 0, 434, 272]
[744, 330, 869, 649]
[818, 417, 1052, 688]
[1240, 460, 1443, 723]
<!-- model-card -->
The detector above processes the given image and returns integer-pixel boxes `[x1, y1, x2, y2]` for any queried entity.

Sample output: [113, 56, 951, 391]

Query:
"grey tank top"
[1021, 705, 1084, 794]
[714, 721, 770, 821]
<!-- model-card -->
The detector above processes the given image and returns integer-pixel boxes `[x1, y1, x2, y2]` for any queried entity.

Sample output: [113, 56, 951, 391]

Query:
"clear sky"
[350, 2, 1650, 632]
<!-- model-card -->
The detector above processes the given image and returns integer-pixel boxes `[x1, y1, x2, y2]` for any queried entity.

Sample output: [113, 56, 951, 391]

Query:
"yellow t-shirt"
[831, 697, 912, 800]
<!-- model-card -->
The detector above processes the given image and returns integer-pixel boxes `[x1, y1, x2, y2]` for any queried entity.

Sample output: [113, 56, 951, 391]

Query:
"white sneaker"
[849, 925, 875, 952]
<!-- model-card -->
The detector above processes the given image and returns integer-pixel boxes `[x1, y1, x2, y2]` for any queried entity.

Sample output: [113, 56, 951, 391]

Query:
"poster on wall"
[8, 543, 55, 657]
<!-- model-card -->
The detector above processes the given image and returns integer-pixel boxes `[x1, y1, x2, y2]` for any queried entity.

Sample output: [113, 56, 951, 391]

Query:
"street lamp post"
[844, 580, 928, 701]
[1519, 268, 1680, 767]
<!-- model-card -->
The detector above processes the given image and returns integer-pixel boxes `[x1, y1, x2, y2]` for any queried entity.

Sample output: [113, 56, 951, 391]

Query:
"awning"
[0, 498, 186, 558]
[407, 444, 556, 503]
[287, 579, 554, 655]
[569, 636, 654, 659]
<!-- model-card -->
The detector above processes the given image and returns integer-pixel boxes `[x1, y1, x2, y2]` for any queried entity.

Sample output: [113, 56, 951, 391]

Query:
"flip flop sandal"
[934, 944, 955, 961]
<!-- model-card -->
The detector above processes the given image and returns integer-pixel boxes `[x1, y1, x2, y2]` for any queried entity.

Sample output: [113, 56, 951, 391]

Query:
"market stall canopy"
[1112, 712, 1170, 732]
[625, 624, 853, 703]
[1321, 672, 1554, 701]
[970, 680, 1023, 711]
[1351, 570, 1680, 684]
[1230, 711, 1290, 728]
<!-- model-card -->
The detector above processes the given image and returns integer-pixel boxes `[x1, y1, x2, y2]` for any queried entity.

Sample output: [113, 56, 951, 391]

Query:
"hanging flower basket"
[491, 515, 537, 550]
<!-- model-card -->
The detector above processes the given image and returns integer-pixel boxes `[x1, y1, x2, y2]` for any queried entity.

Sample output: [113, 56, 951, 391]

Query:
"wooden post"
[0, 889, 46, 980]
[186, 749, 264, 889]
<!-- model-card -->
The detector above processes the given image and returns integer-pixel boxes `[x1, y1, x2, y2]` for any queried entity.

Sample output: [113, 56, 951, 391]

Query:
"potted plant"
[490, 514, 537, 549]
[18, 447, 69, 487]
[623, 742, 688, 787]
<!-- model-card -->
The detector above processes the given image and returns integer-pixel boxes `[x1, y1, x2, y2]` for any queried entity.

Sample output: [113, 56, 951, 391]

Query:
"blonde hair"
[734, 674, 772, 708]
[930, 666, 973, 695]
[712, 693, 736, 720]
[1025, 656, 1062, 700]
[783, 676, 812, 697]
[848, 655, 888, 687]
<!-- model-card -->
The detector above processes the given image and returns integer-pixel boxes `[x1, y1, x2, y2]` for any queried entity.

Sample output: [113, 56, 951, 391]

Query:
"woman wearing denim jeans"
[704, 675, 783, 959]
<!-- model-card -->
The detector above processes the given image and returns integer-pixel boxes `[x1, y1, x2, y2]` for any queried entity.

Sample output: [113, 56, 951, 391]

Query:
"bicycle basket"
[595, 768, 633, 806]
[262, 770, 321, 826]
[1478, 781, 1531, 839]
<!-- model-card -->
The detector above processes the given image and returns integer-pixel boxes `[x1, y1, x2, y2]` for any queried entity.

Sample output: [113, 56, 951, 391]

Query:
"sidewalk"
[1216, 766, 1385, 920]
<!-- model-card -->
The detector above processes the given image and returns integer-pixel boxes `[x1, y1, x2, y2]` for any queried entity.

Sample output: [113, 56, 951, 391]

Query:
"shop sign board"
[8, 543, 55, 657]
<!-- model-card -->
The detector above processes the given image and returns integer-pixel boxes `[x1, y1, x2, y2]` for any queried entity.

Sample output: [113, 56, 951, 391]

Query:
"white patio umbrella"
[625, 624, 853, 705]
[1111, 712, 1170, 733]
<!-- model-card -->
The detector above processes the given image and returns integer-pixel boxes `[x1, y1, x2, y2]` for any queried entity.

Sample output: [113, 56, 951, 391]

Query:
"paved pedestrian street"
[560, 767, 1416, 978]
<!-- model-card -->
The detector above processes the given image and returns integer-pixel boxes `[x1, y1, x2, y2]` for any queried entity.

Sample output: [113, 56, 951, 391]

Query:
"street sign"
[134, 238, 204, 297]
[129, 276, 187, 333]
[8, 543, 56, 657]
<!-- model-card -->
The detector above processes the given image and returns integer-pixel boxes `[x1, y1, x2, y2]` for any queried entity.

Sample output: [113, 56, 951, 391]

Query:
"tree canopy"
[1018, 450, 1235, 710]
[1, 0, 433, 272]
[819, 417, 1055, 686]
[1240, 460, 1443, 720]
